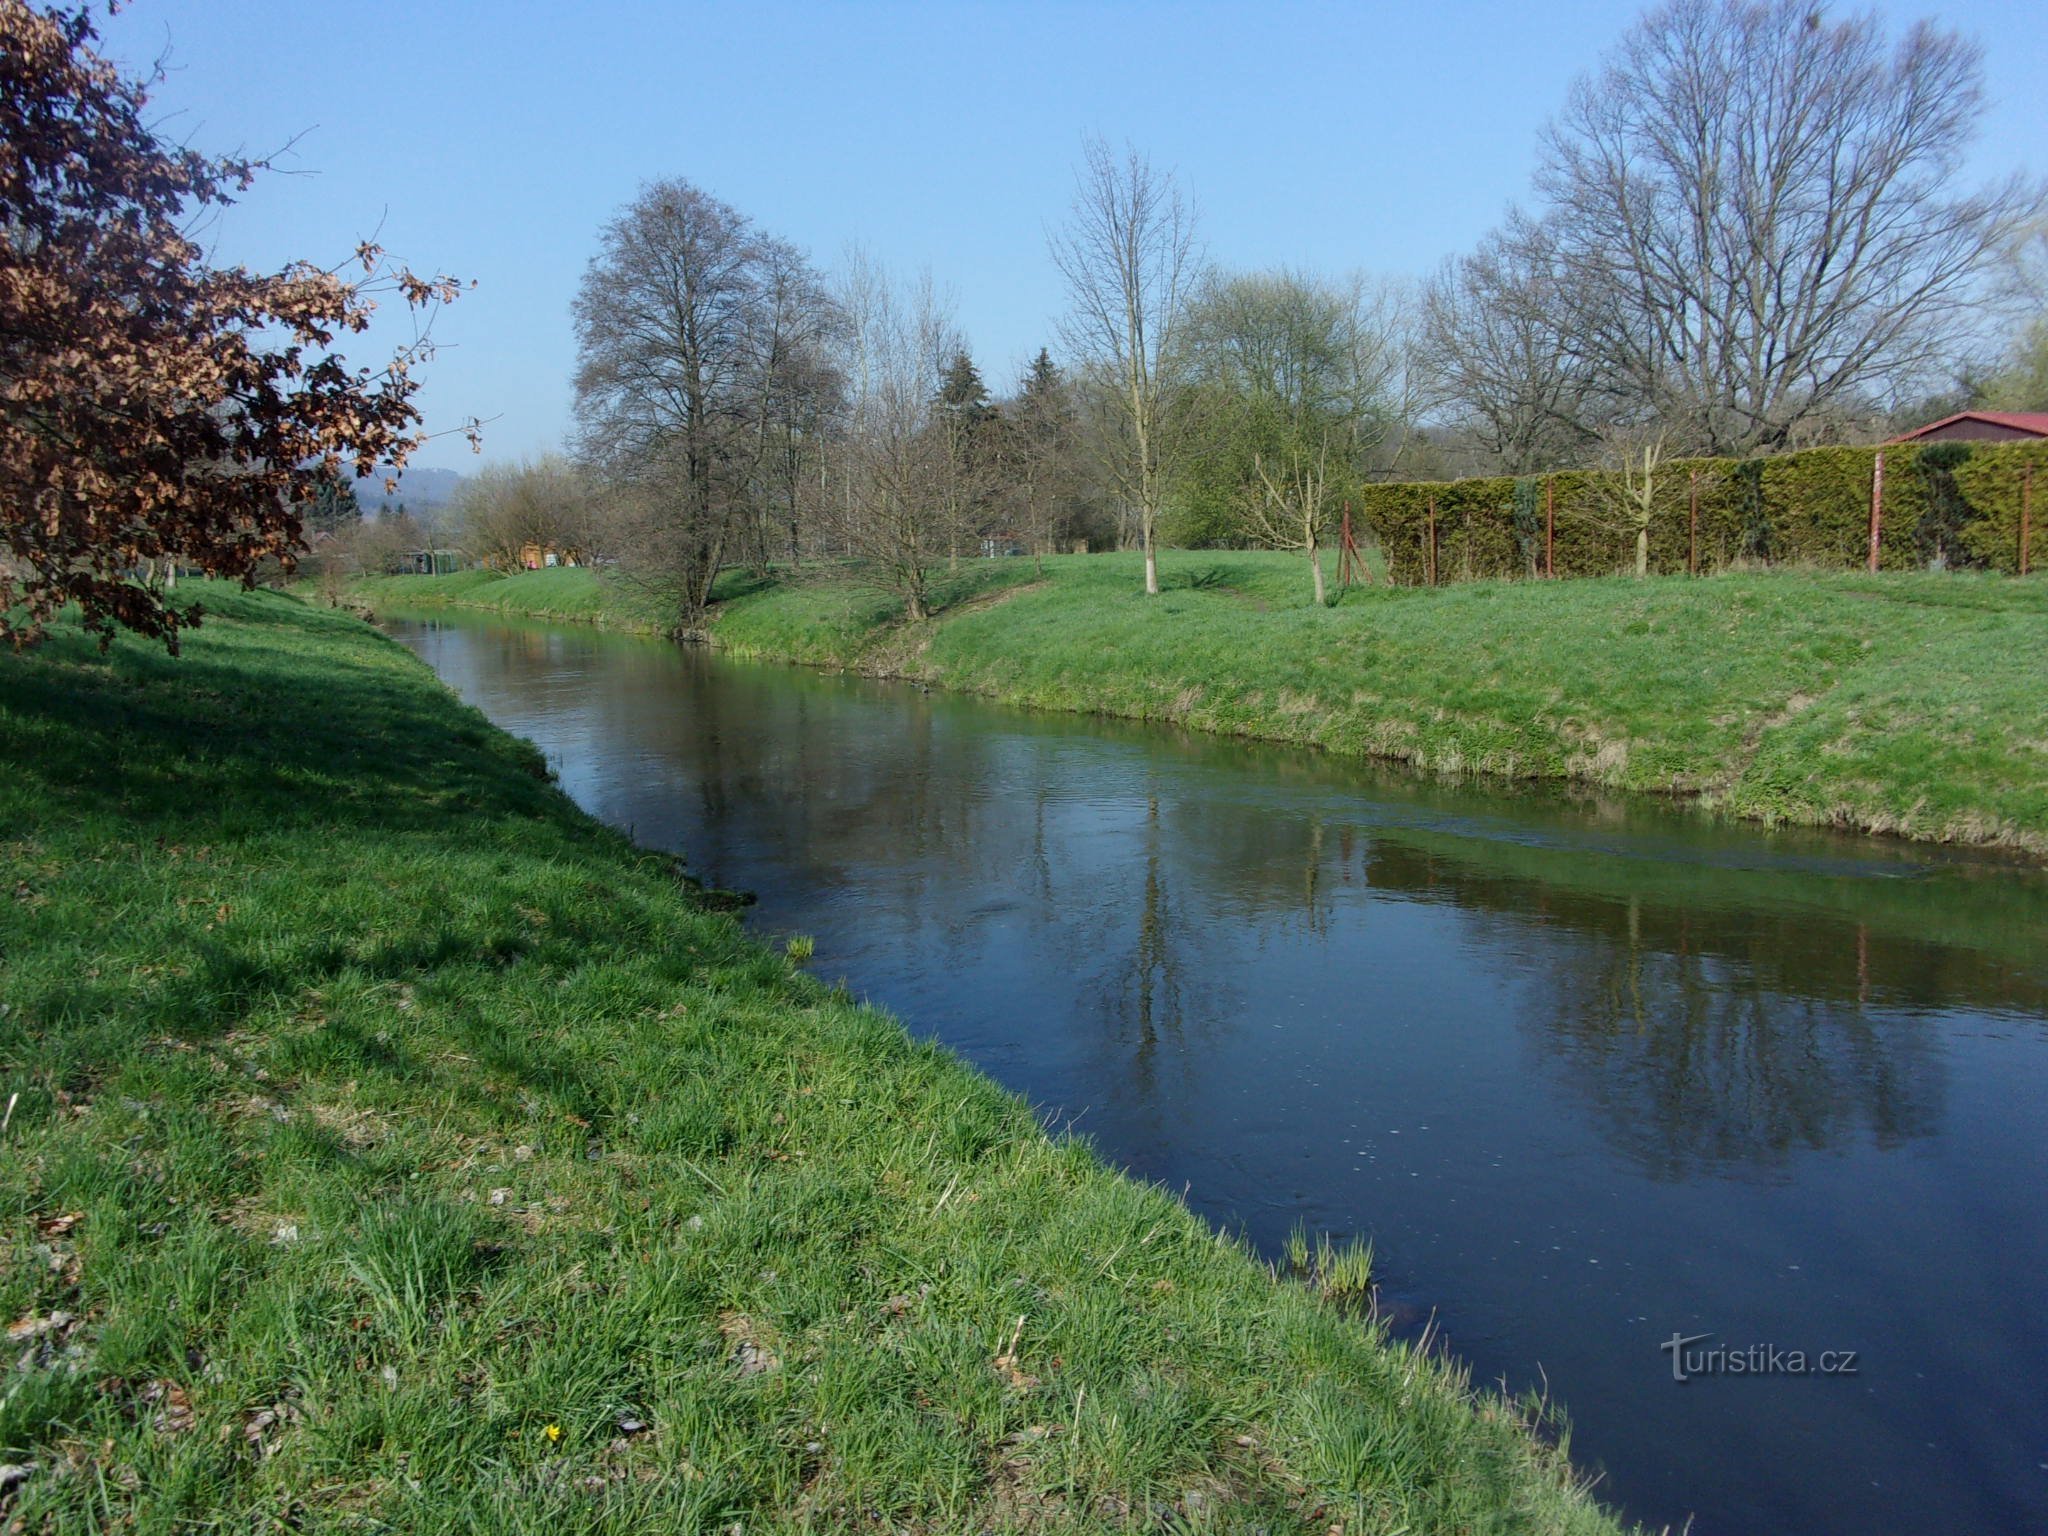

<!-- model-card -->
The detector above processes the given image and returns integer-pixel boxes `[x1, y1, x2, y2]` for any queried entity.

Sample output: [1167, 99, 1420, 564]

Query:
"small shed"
[517, 542, 581, 570]
[402, 548, 465, 575]
[1887, 411, 2048, 445]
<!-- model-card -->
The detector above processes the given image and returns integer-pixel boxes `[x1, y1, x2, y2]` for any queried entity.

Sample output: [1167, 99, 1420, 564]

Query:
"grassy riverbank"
[343, 565, 674, 631]
[348, 555, 2048, 855]
[0, 589, 1625, 1533]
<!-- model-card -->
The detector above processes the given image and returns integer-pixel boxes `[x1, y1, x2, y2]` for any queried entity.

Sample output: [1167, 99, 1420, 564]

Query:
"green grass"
[803, 556, 2048, 854]
[0, 589, 1627, 1533]
[338, 565, 674, 632]
[350, 554, 2048, 853]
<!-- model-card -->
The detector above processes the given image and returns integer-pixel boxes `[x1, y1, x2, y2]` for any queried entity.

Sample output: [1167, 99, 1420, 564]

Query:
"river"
[384, 609, 2048, 1535]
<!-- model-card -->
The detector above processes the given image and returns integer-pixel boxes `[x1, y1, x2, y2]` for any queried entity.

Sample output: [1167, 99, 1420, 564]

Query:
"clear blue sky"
[99, 0, 2046, 474]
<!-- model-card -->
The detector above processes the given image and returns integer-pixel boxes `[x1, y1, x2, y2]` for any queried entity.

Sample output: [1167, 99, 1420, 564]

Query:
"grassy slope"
[353, 555, 2048, 855]
[343, 566, 673, 631]
[0, 590, 1624, 1535]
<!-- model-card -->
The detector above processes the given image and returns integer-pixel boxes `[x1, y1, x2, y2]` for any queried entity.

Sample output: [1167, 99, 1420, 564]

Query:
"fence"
[1355, 439, 2042, 584]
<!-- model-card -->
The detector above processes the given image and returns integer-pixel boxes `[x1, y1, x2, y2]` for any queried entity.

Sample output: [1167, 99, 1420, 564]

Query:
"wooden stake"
[1688, 468, 1699, 576]
[1868, 451, 1884, 573]
[2022, 461, 2033, 578]
[1544, 478, 1555, 578]
[1426, 496, 1437, 587]
[1337, 503, 1372, 588]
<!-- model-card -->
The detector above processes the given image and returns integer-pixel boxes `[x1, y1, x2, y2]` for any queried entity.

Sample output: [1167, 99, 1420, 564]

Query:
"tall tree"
[1006, 348, 1087, 569]
[742, 238, 843, 571]
[820, 253, 962, 621]
[572, 179, 831, 627]
[0, 0, 469, 650]
[1050, 136, 1200, 595]
[934, 349, 998, 566]
[1421, 214, 1608, 472]
[1971, 225, 2048, 412]
[1528, 0, 2041, 455]
[1176, 271, 1408, 604]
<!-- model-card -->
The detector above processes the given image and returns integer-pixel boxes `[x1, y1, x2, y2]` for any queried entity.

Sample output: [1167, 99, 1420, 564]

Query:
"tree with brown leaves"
[0, 1, 470, 651]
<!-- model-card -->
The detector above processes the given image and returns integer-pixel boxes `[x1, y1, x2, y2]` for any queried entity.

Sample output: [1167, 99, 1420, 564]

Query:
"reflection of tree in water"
[1118, 795, 1185, 1083]
[461, 620, 1970, 1181]
[1093, 795, 1354, 1106]
[1535, 916, 1943, 1179]
[1363, 841, 1952, 1178]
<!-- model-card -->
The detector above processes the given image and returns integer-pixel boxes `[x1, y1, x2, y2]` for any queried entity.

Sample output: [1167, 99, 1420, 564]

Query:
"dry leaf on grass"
[992, 1316, 1039, 1391]
[717, 1312, 780, 1376]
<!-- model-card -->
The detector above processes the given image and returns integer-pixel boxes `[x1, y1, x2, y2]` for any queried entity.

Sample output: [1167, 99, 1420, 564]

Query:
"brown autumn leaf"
[6, 1311, 73, 1345]
[139, 1379, 194, 1436]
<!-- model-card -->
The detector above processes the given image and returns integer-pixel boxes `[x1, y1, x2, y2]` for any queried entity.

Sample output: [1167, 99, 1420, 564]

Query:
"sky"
[96, 0, 2048, 476]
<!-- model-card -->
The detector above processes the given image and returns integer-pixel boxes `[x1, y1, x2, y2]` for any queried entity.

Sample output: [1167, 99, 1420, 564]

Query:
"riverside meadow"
[0, 587, 1629, 1533]
[341, 554, 2048, 858]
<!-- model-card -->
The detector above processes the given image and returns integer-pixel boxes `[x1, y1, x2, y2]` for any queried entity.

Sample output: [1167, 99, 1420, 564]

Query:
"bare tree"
[1251, 438, 1337, 604]
[349, 507, 430, 578]
[1050, 136, 1200, 595]
[741, 239, 843, 571]
[1971, 222, 2048, 412]
[820, 252, 962, 621]
[1532, 0, 2041, 455]
[454, 456, 591, 571]
[1176, 270, 1407, 604]
[572, 179, 831, 627]
[1420, 213, 1609, 472]
[1596, 429, 1666, 578]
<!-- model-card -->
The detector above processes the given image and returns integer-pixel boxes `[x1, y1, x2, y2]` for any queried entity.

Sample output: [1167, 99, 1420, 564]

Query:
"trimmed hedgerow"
[1357, 440, 2044, 582]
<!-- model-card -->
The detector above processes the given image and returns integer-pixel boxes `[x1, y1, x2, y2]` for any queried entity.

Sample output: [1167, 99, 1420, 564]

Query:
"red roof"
[1886, 410, 2048, 442]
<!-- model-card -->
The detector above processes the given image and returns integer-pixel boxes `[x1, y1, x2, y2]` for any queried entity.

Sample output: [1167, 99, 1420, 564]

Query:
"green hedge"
[1356, 440, 2045, 583]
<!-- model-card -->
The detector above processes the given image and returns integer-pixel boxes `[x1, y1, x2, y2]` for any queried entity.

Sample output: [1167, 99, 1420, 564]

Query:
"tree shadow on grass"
[1166, 563, 1229, 592]
[0, 599, 589, 846]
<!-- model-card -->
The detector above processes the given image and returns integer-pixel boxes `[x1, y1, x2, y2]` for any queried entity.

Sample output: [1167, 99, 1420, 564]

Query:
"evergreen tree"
[301, 479, 362, 538]
[1010, 348, 1086, 567]
[933, 349, 998, 563]
[936, 350, 994, 423]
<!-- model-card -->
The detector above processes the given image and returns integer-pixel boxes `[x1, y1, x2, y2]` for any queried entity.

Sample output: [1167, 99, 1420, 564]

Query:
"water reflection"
[387, 612, 2048, 1536]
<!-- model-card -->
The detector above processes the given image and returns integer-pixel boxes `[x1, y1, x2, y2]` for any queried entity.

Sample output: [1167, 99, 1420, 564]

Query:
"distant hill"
[353, 465, 464, 512]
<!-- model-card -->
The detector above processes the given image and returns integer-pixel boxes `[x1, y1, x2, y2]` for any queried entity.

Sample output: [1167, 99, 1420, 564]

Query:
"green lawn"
[0, 589, 1626, 1534]
[343, 565, 674, 631]
[351, 555, 2048, 855]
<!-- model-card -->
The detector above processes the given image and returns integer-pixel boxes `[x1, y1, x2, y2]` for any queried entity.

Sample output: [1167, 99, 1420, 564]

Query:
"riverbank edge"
[338, 564, 2048, 861]
[0, 589, 1629, 1534]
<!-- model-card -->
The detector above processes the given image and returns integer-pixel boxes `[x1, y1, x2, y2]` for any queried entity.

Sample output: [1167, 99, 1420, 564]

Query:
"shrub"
[1355, 439, 2043, 583]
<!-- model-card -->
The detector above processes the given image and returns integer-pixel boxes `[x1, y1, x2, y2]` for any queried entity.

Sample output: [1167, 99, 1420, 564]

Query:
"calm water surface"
[385, 611, 2048, 1536]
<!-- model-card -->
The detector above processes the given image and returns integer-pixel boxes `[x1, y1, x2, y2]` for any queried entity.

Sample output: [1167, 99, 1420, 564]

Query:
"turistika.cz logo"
[1660, 1332, 1860, 1383]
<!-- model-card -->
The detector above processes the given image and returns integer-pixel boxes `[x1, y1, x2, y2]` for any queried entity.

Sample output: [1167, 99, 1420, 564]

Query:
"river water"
[384, 610, 2048, 1535]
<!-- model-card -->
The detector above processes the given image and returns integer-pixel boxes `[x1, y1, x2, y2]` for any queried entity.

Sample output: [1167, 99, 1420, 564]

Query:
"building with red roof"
[1887, 411, 2048, 444]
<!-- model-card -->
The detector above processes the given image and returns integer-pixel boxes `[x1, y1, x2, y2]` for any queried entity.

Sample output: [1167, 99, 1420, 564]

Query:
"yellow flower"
[544, 1423, 562, 1444]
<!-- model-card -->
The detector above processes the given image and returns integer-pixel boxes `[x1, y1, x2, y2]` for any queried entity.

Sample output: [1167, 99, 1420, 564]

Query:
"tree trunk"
[1309, 538, 1326, 607]
[1143, 520, 1159, 595]
[1635, 523, 1649, 578]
